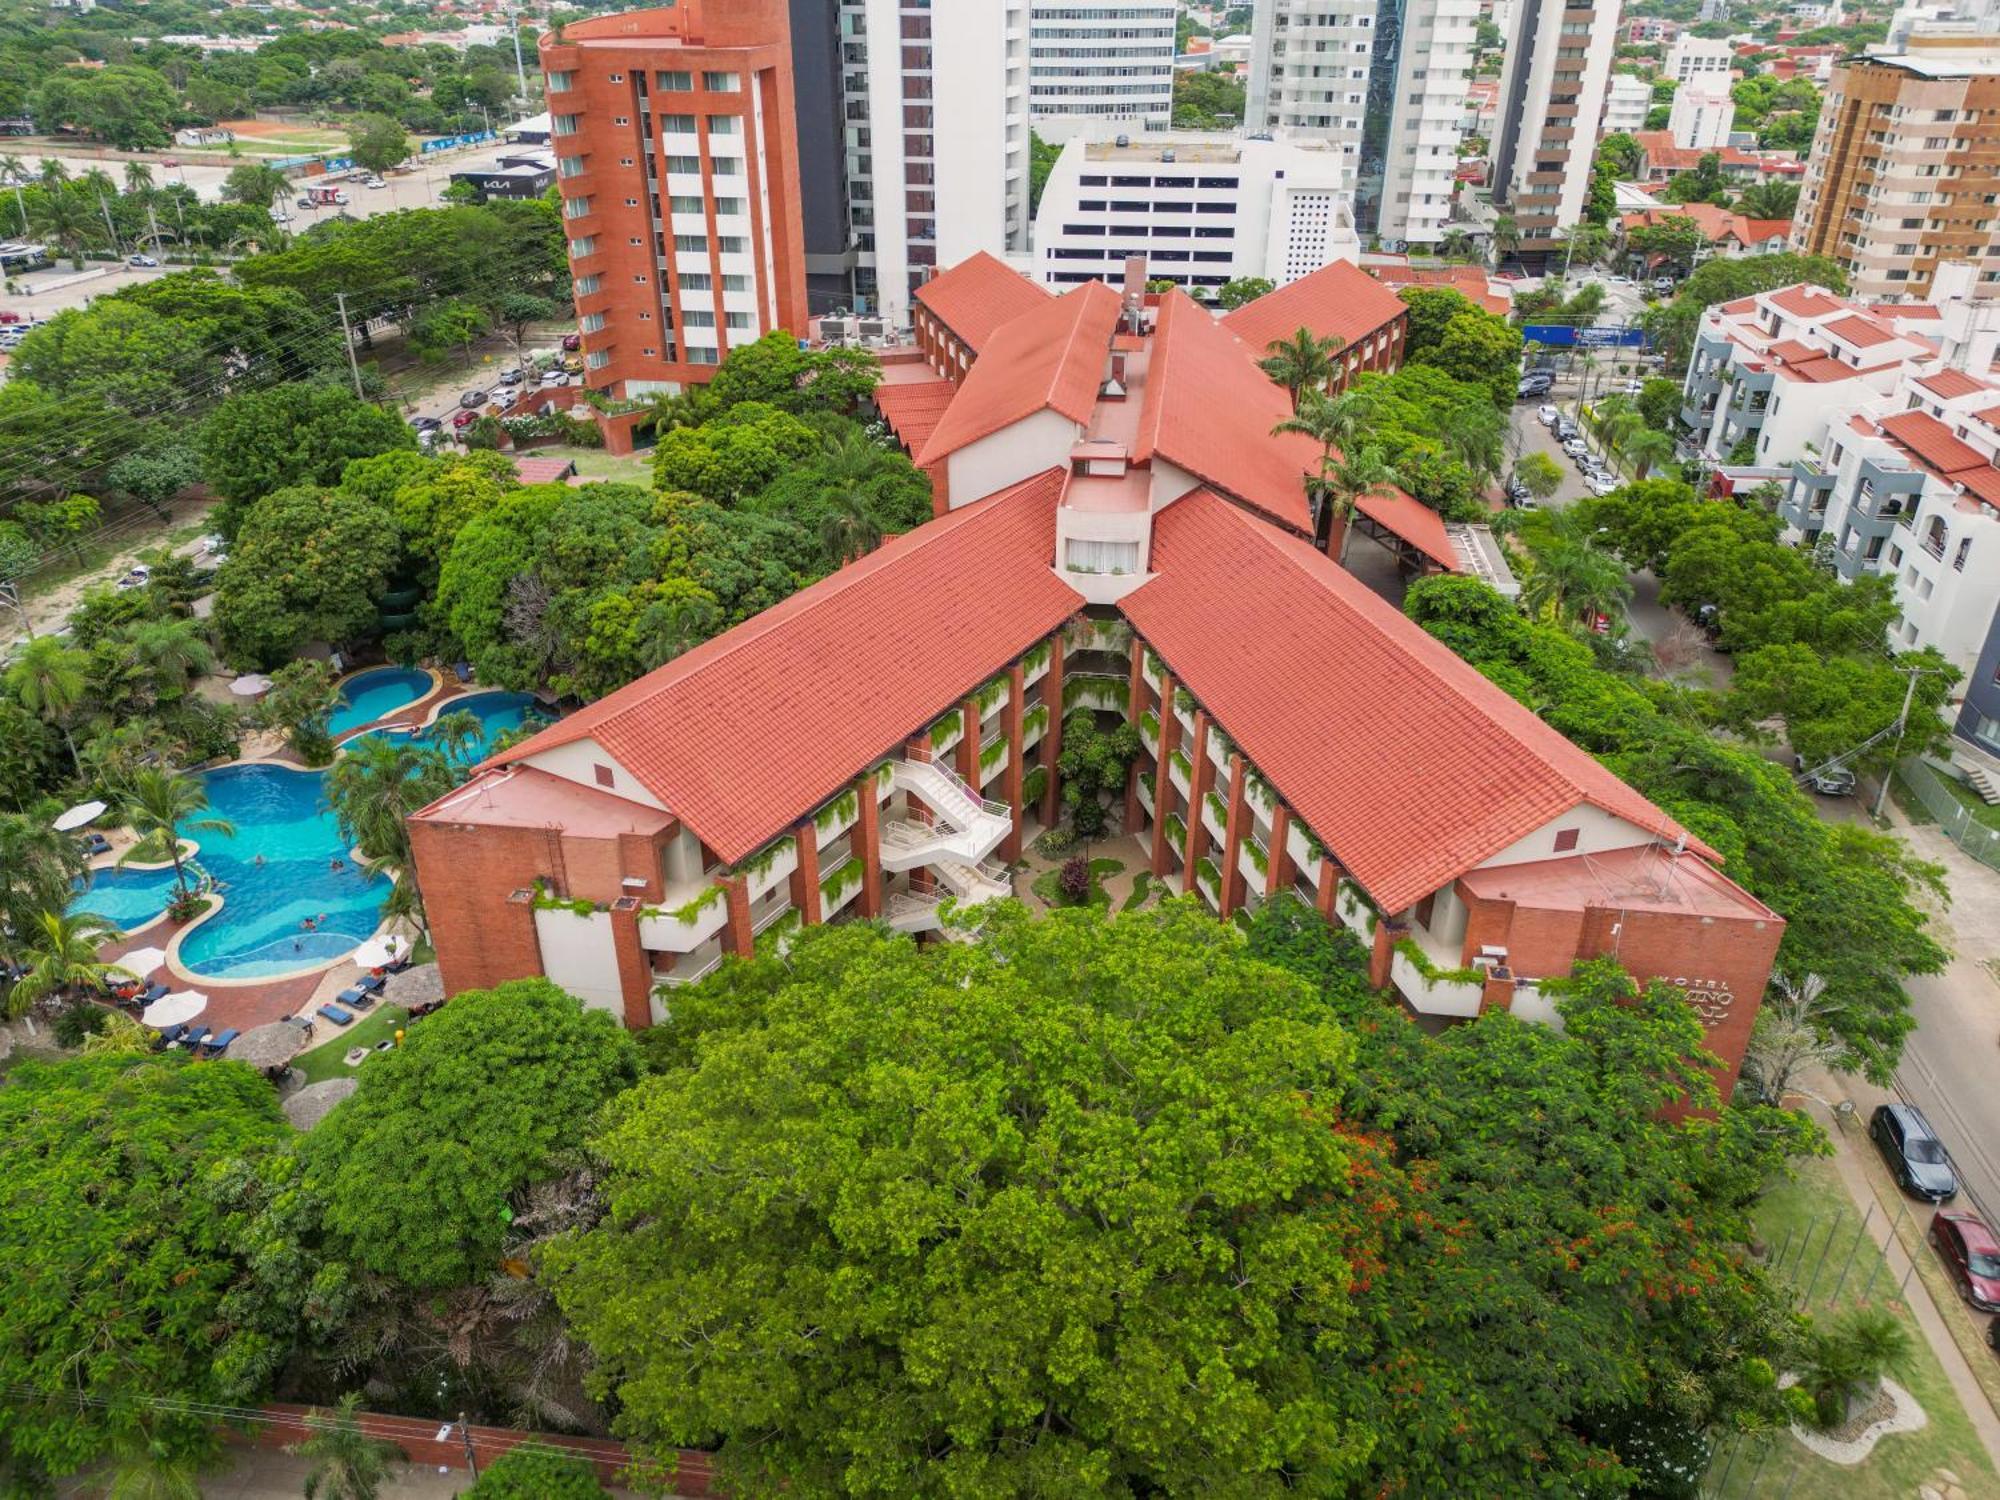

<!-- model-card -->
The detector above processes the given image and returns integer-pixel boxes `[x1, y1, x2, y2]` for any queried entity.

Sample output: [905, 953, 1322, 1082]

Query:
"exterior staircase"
[879, 758, 1012, 870]
[1963, 763, 2000, 806]
[932, 855, 1013, 905]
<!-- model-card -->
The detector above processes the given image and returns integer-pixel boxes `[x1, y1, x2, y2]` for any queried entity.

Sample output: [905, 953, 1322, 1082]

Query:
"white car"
[1537, 403, 1560, 426]
[114, 563, 152, 591]
[364, 176, 388, 189]
[537, 370, 572, 387]
[1561, 437, 1589, 458]
[1586, 474, 1621, 496]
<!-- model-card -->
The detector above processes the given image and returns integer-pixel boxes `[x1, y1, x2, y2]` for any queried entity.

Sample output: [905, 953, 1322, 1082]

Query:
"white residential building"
[1682, 268, 2000, 707]
[1666, 35, 1736, 86]
[1031, 132, 1361, 292]
[1027, 2, 1178, 124]
[837, 0, 1032, 329]
[1669, 85, 1736, 149]
[1602, 72, 1652, 134]
[1489, 0, 1620, 266]
[1244, 0, 1479, 248]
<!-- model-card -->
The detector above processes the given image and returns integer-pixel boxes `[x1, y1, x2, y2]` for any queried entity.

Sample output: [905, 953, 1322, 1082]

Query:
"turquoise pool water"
[65, 691, 553, 978]
[329, 667, 432, 737]
[72, 864, 188, 930]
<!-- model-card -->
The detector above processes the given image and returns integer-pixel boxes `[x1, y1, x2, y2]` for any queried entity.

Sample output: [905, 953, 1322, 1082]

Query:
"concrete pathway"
[1801, 1088, 2000, 1474]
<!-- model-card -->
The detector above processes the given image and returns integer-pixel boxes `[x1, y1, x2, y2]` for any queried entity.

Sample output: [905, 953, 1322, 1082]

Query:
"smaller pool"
[72, 864, 186, 931]
[351, 691, 551, 764]
[329, 667, 433, 737]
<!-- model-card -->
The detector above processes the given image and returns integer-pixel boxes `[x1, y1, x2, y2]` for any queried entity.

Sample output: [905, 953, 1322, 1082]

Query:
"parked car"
[1621, 379, 1644, 396]
[114, 564, 151, 592]
[1870, 1103, 1959, 1201]
[497, 369, 525, 387]
[458, 389, 489, 409]
[363, 175, 388, 189]
[451, 407, 481, 430]
[1585, 474, 1620, 496]
[412, 415, 443, 434]
[1554, 418, 1580, 441]
[1653, 277, 1676, 296]
[1562, 437, 1589, 458]
[295, 197, 317, 211]
[1513, 493, 1539, 512]
[1931, 1209, 2000, 1311]
[1537, 404, 1560, 427]
[538, 370, 571, 387]
[1792, 753, 1856, 796]
[561, 333, 583, 351]
[126, 253, 159, 268]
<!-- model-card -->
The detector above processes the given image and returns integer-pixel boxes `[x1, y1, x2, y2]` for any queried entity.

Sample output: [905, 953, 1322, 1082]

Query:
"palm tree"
[1624, 428, 1676, 479]
[1518, 516, 1632, 628]
[1274, 387, 1373, 528]
[0, 153, 27, 235]
[6, 910, 131, 1018]
[819, 489, 883, 568]
[29, 182, 93, 270]
[82, 1010, 157, 1059]
[1438, 228, 1477, 262]
[117, 766, 234, 898]
[1319, 444, 1401, 564]
[122, 161, 154, 199]
[323, 737, 458, 932]
[1491, 214, 1521, 266]
[1434, 404, 1507, 489]
[37, 157, 68, 189]
[287, 1393, 403, 1500]
[120, 618, 214, 706]
[1258, 326, 1346, 412]
[426, 708, 483, 766]
[102, 1435, 205, 1500]
[6, 635, 89, 776]
[0, 811, 90, 962]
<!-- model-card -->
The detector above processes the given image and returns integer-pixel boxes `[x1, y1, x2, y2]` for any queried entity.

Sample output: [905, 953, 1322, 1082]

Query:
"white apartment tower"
[1244, 0, 1479, 247]
[1027, 2, 1177, 124]
[1490, 0, 1620, 266]
[837, 0, 1032, 327]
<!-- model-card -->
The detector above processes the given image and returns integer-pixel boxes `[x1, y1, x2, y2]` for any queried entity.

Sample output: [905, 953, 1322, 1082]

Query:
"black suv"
[1871, 1103, 1959, 1201]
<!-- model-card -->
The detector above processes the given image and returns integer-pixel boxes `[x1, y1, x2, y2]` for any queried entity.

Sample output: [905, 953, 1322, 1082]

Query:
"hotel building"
[541, 3, 810, 397]
[1027, 1, 1178, 125]
[412, 254, 1784, 1092]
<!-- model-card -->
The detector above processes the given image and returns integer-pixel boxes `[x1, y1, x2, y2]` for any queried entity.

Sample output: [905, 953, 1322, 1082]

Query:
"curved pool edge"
[92, 836, 200, 875]
[330, 664, 443, 743]
[162, 887, 393, 990]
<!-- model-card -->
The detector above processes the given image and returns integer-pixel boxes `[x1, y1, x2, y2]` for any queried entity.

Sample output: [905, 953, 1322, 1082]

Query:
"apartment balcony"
[1201, 789, 1227, 844]
[637, 876, 731, 953]
[1172, 692, 1196, 740]
[1063, 672, 1127, 714]
[1066, 617, 1130, 658]
[1167, 749, 1192, 801]
[741, 837, 799, 904]
[1206, 729, 1231, 780]
[1238, 837, 1269, 893]
[820, 853, 865, 916]
[1140, 707, 1161, 755]
[1192, 856, 1222, 909]
[1287, 821, 1319, 882]
[655, 936, 725, 990]
[1021, 702, 1049, 750]
[1389, 938, 1485, 1019]
[1024, 646, 1051, 688]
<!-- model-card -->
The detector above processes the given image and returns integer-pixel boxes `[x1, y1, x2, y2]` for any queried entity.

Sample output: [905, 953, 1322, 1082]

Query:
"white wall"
[945, 408, 1082, 506]
[1475, 803, 1661, 869]
[532, 907, 627, 1018]
[523, 737, 668, 810]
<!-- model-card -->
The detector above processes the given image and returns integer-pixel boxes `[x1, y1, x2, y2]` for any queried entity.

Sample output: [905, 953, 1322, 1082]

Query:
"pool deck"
[93, 672, 526, 1027]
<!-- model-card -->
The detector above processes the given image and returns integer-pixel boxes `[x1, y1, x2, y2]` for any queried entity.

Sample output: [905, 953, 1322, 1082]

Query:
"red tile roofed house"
[1632, 130, 1807, 186]
[911, 251, 1052, 381]
[1916, 368, 1994, 403]
[1220, 259, 1409, 392]
[1365, 261, 1514, 317]
[410, 251, 1782, 1095]
[1618, 204, 1793, 259]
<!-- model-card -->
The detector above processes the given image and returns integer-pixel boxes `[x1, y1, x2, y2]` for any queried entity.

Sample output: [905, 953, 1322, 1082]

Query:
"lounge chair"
[179, 1025, 211, 1049]
[82, 833, 111, 855]
[336, 985, 367, 1007]
[383, 955, 413, 974]
[137, 981, 169, 1004]
[452, 660, 474, 684]
[355, 973, 385, 995]
[317, 1003, 355, 1027]
[155, 1022, 189, 1046]
[202, 1028, 239, 1057]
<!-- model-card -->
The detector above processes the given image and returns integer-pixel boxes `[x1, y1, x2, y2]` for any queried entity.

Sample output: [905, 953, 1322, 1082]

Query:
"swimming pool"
[350, 690, 550, 763]
[72, 863, 188, 930]
[328, 667, 432, 737]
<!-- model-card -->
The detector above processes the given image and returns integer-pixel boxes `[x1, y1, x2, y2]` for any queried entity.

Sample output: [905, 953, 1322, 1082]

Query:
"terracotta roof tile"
[1137, 291, 1317, 533]
[1824, 314, 1897, 348]
[488, 468, 1082, 862]
[916, 283, 1122, 465]
[1768, 284, 1851, 319]
[873, 377, 956, 457]
[1366, 263, 1512, 317]
[510, 456, 578, 485]
[1879, 410, 1987, 475]
[1916, 368, 1992, 400]
[913, 250, 1052, 352]
[1973, 403, 2000, 426]
[1122, 493, 1706, 914]
[1768, 338, 1824, 365]
[1220, 258, 1408, 356]
[1955, 465, 2000, 510]
[1354, 487, 1459, 570]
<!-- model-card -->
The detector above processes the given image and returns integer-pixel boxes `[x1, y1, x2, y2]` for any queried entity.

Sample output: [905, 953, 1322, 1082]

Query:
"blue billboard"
[1520, 323, 1649, 348]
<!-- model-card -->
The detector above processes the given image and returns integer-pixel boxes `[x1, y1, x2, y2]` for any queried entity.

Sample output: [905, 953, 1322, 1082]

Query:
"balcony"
[637, 878, 730, 953]
[655, 937, 724, 991]
[1021, 702, 1049, 750]
[820, 853, 864, 916]
[1206, 729, 1231, 780]
[739, 837, 798, 903]
[1201, 790, 1227, 844]
[1062, 672, 1126, 714]
[1288, 822, 1318, 883]
[1024, 643, 1051, 688]
[1140, 708, 1161, 754]
[1192, 856, 1221, 908]
[1389, 939, 1485, 1019]
[1136, 771, 1155, 815]
[929, 707, 963, 757]
[1167, 749, 1192, 800]
[1238, 838, 1268, 892]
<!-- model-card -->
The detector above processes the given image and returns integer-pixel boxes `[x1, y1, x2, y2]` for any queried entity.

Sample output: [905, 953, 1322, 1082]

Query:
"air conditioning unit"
[821, 315, 859, 343]
[856, 317, 887, 339]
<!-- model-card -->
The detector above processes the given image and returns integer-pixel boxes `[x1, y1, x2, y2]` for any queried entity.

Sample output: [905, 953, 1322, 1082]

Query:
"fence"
[1897, 756, 2000, 874]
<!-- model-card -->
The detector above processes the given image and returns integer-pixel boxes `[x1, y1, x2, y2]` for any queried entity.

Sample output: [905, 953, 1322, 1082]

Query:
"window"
[593, 763, 615, 788]
[703, 71, 741, 91]
[679, 271, 712, 290]
[658, 113, 697, 133]
[674, 234, 708, 253]
[683, 310, 716, 327]
[580, 312, 606, 333]
[670, 195, 705, 214]
[1064, 537, 1139, 574]
[1553, 828, 1579, 852]
[688, 347, 720, 365]
[568, 235, 596, 258]
[722, 274, 750, 291]
[656, 71, 691, 90]
[718, 236, 748, 253]
[586, 349, 611, 370]
[709, 116, 739, 136]
[725, 312, 751, 330]
[573, 274, 600, 296]
[665, 155, 701, 173]
[561, 196, 593, 219]
[713, 197, 746, 216]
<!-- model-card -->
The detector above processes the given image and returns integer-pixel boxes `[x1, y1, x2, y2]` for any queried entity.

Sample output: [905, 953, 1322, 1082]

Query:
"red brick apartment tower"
[540, 3, 809, 399]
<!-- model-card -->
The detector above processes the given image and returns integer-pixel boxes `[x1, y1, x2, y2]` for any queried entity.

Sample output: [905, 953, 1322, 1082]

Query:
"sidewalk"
[1802, 1084, 2000, 1474]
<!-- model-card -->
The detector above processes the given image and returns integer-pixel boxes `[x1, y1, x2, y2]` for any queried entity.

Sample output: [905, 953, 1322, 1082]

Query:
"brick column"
[1123, 637, 1148, 833]
[902, 733, 937, 894]
[1040, 641, 1066, 826]
[1369, 917, 1402, 990]
[1002, 664, 1026, 860]
[1149, 673, 1181, 878]
[1218, 752, 1249, 919]
[1267, 803, 1294, 898]
[956, 694, 981, 787]
[1183, 711, 1215, 881]
[607, 898, 654, 1028]
[1314, 856, 1341, 921]
[853, 770, 883, 919]
[1479, 967, 1517, 1016]
[791, 818, 823, 925]
[722, 875, 754, 959]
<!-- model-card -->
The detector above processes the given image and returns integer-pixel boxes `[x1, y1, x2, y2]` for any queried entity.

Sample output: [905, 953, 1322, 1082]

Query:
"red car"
[451, 407, 481, 430]
[1930, 1209, 2000, 1312]
[561, 333, 582, 351]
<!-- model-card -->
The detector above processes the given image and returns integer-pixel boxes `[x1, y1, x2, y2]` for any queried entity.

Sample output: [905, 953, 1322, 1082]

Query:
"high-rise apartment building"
[834, 0, 1032, 328]
[1665, 35, 1735, 87]
[1244, 0, 1479, 248]
[1489, 0, 1620, 267]
[1027, 2, 1177, 124]
[1795, 49, 2000, 302]
[540, 4, 809, 397]
[1669, 85, 1735, 149]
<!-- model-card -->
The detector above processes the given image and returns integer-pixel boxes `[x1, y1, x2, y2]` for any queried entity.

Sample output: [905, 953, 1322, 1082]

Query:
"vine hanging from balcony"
[974, 675, 1010, 714]
[667, 882, 727, 925]
[1022, 639, 1052, 676]
[929, 708, 963, 746]
[1022, 765, 1048, 805]
[816, 790, 859, 837]
[730, 836, 795, 884]
[820, 858, 863, 904]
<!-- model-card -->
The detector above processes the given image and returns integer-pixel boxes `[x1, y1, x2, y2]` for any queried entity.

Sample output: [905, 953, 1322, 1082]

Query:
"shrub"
[1057, 855, 1092, 906]
[1799, 1305, 1912, 1428]
[53, 1004, 111, 1048]
[463, 1443, 609, 1499]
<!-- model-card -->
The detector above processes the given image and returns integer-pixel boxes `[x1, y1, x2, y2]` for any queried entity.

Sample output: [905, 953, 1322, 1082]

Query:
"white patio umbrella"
[142, 990, 207, 1028]
[116, 946, 169, 978]
[229, 673, 274, 698]
[52, 799, 108, 832]
[349, 934, 406, 970]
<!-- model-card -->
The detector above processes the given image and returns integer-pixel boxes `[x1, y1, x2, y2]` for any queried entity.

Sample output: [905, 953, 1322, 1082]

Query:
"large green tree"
[551, 907, 1397, 1500]
[214, 485, 401, 666]
[301, 979, 639, 1291]
[0, 1056, 290, 1483]
[200, 382, 416, 533]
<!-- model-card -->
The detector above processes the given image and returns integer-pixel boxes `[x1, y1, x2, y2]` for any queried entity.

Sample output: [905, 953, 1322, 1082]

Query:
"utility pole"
[508, 0, 531, 114]
[457, 1412, 479, 1481]
[95, 191, 119, 256]
[335, 292, 366, 400]
[1871, 664, 1930, 818]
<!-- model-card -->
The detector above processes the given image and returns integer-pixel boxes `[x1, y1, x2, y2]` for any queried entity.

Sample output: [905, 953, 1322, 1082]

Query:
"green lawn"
[292, 1003, 409, 1086]
[1706, 1152, 2000, 1500]
[532, 445, 655, 486]
[1031, 857, 1124, 910]
[1120, 872, 1154, 913]
[1914, 765, 2000, 833]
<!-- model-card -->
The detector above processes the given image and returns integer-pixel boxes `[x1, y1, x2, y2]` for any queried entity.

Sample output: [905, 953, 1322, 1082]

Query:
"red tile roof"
[916, 282, 1121, 465]
[488, 468, 1083, 863]
[1618, 203, 1791, 246]
[1354, 487, 1459, 571]
[510, 456, 578, 485]
[1768, 284, 1851, 319]
[1973, 403, 2000, 427]
[1824, 314, 1896, 348]
[1365, 263, 1513, 317]
[1220, 258, 1408, 357]
[1916, 368, 1992, 400]
[1136, 291, 1316, 533]
[1878, 410, 1987, 475]
[1122, 492, 1705, 914]
[1633, 130, 1808, 176]
[913, 250, 1052, 353]
[872, 377, 956, 458]
[1956, 466, 2000, 510]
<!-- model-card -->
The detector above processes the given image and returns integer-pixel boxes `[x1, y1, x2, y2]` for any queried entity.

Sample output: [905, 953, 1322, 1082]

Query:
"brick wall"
[409, 819, 551, 997]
